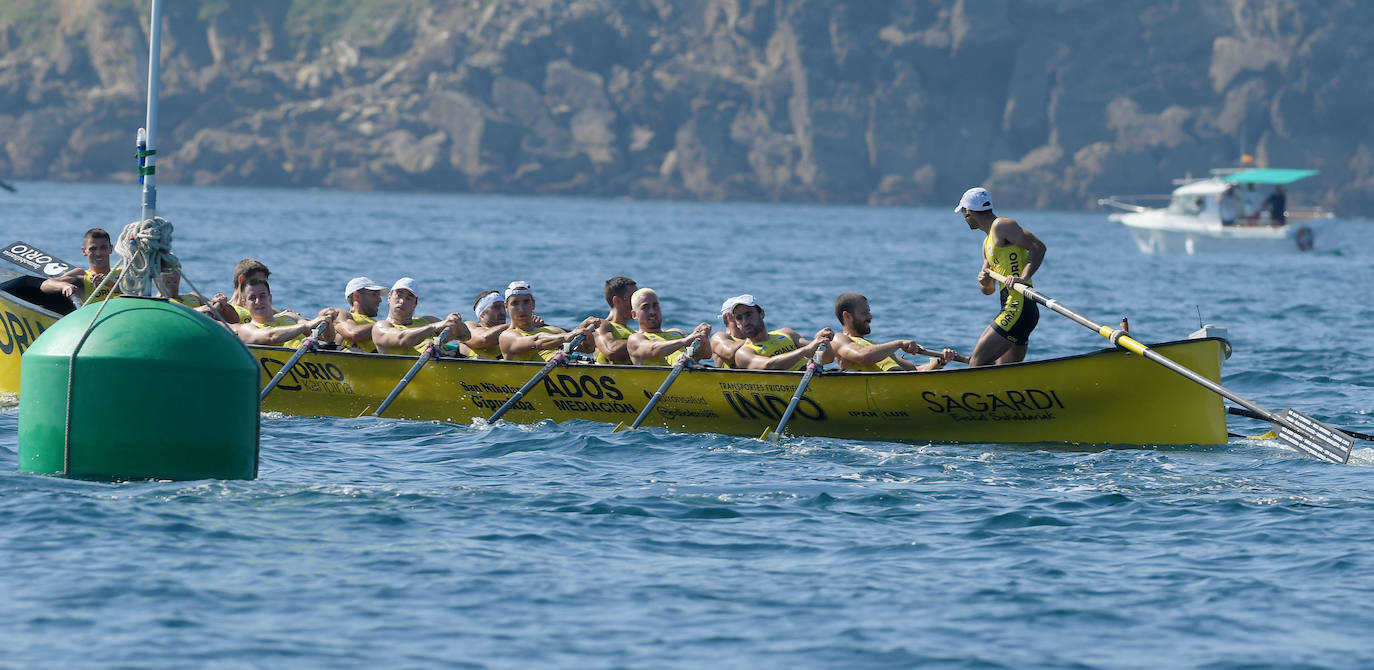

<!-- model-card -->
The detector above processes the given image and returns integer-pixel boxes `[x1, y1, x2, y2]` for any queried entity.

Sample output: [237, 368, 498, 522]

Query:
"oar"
[0, 179, 15, 193]
[373, 327, 450, 417]
[762, 343, 828, 442]
[1227, 406, 1373, 442]
[487, 334, 585, 423]
[259, 323, 327, 402]
[987, 270, 1355, 464]
[910, 343, 971, 365]
[613, 340, 700, 432]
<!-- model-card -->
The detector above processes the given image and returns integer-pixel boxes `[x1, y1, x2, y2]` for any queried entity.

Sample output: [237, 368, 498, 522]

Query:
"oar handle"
[773, 342, 828, 439]
[626, 339, 701, 431]
[911, 344, 970, 365]
[373, 327, 450, 417]
[259, 322, 327, 401]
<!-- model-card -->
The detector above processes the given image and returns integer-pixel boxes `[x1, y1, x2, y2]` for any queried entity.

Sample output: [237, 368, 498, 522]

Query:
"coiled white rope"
[115, 216, 177, 297]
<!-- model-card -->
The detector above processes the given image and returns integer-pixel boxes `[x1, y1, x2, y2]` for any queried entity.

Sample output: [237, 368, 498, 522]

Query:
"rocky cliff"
[1, 0, 1369, 212]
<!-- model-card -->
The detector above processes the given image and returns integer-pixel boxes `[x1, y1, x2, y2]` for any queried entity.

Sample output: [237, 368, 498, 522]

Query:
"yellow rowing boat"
[2, 276, 1229, 444]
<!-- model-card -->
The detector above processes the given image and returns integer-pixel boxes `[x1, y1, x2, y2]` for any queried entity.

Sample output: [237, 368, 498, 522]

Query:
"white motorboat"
[1098, 168, 1333, 254]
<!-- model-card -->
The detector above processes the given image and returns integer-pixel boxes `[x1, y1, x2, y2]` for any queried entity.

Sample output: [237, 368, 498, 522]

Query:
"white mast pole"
[139, 0, 162, 222]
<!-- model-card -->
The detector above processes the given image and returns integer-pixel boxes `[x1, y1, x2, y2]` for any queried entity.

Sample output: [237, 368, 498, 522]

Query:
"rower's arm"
[463, 321, 507, 350]
[833, 334, 904, 366]
[592, 320, 630, 362]
[40, 269, 84, 299]
[374, 317, 442, 350]
[737, 334, 818, 370]
[499, 326, 569, 357]
[627, 330, 688, 363]
[333, 313, 374, 343]
[236, 317, 318, 346]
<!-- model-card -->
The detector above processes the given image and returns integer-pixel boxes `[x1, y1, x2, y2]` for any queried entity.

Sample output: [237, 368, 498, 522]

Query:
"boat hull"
[1110, 209, 1328, 254]
[1, 284, 1229, 446]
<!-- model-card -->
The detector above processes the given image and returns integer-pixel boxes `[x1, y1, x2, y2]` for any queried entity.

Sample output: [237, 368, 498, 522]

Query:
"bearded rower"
[373, 277, 467, 356]
[626, 287, 712, 366]
[710, 297, 749, 368]
[498, 280, 599, 362]
[724, 294, 834, 370]
[831, 293, 958, 371]
[334, 276, 388, 353]
[956, 186, 1047, 367]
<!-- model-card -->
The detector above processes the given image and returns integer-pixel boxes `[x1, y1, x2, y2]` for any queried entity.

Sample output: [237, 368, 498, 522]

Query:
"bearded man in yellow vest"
[334, 276, 388, 353]
[373, 277, 468, 356]
[626, 288, 712, 366]
[591, 275, 637, 364]
[498, 280, 599, 362]
[233, 278, 339, 347]
[710, 297, 749, 368]
[40, 227, 122, 305]
[725, 294, 834, 371]
[831, 293, 958, 372]
[955, 186, 1047, 367]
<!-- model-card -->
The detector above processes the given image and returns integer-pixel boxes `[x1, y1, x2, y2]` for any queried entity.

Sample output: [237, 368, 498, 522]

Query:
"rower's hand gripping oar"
[487, 334, 585, 423]
[910, 343, 971, 365]
[259, 322, 328, 402]
[987, 270, 1356, 464]
[614, 340, 700, 432]
[373, 327, 450, 417]
[763, 343, 828, 442]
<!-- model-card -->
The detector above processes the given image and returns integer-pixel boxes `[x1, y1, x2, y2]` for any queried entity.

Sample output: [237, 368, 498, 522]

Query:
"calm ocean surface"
[2, 180, 1372, 669]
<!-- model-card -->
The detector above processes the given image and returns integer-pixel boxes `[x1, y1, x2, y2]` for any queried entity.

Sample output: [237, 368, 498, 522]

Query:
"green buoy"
[18, 296, 259, 480]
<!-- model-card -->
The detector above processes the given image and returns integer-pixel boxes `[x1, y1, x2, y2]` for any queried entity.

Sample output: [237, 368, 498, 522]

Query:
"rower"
[956, 186, 1046, 367]
[725, 294, 834, 370]
[831, 293, 957, 371]
[710, 297, 748, 368]
[373, 277, 467, 356]
[498, 280, 598, 362]
[233, 278, 339, 347]
[592, 275, 637, 364]
[157, 269, 210, 309]
[460, 290, 509, 359]
[334, 276, 388, 353]
[40, 228, 122, 304]
[228, 258, 270, 323]
[626, 288, 712, 366]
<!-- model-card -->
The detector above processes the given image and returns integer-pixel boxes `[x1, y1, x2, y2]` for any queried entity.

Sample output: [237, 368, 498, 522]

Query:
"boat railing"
[1096, 195, 1169, 213]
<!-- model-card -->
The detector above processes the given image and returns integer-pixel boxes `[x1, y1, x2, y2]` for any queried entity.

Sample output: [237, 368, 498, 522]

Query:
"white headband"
[505, 281, 533, 300]
[474, 292, 505, 321]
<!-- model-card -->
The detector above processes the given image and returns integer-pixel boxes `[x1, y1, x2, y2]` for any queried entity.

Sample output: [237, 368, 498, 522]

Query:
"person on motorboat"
[710, 297, 749, 369]
[955, 186, 1046, 367]
[373, 277, 467, 356]
[1217, 186, 1239, 226]
[40, 227, 122, 305]
[725, 294, 834, 371]
[234, 277, 339, 348]
[591, 275, 638, 365]
[459, 290, 510, 359]
[334, 276, 388, 353]
[1265, 185, 1287, 224]
[498, 280, 599, 362]
[831, 293, 957, 372]
[626, 287, 712, 366]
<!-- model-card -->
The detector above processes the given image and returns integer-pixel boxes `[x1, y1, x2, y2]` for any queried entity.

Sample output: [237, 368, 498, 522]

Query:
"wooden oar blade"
[1274, 409, 1354, 464]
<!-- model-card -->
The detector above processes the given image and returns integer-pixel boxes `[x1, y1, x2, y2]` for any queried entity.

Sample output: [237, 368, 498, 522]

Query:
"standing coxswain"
[955, 186, 1047, 367]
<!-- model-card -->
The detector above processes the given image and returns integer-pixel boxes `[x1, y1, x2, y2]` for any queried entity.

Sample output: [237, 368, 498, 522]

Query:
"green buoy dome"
[18, 296, 259, 480]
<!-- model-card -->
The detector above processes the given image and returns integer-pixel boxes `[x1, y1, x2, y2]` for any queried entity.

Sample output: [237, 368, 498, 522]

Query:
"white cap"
[505, 280, 533, 300]
[390, 277, 419, 298]
[955, 186, 994, 212]
[720, 294, 759, 317]
[344, 276, 387, 300]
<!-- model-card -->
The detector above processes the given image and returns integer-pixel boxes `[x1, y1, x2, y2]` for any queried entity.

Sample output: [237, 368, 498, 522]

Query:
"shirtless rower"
[234, 278, 338, 347]
[41, 228, 122, 304]
[372, 277, 467, 356]
[334, 276, 388, 353]
[592, 275, 637, 365]
[724, 294, 834, 370]
[626, 288, 712, 366]
[956, 186, 1047, 367]
[831, 293, 957, 371]
[498, 280, 599, 362]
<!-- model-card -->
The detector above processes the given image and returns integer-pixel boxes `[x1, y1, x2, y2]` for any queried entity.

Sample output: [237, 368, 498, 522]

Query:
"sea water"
[1, 181, 1372, 669]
